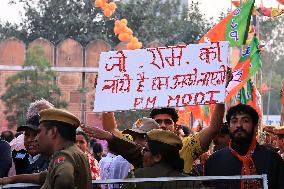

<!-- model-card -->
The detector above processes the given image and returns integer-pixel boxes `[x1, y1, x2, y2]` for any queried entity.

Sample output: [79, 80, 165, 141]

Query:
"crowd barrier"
[0, 175, 268, 189]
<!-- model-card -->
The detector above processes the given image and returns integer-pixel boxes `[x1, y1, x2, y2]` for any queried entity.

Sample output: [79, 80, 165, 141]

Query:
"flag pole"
[281, 84, 284, 126]
[281, 103, 284, 126]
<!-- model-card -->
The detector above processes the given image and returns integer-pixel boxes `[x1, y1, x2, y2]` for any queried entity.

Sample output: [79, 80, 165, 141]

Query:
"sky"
[0, 0, 283, 24]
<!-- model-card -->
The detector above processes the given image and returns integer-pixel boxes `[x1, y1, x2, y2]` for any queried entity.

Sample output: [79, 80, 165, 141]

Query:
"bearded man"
[204, 104, 284, 189]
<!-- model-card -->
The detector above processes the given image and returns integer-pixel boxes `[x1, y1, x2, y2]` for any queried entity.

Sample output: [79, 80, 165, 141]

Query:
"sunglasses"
[155, 119, 174, 126]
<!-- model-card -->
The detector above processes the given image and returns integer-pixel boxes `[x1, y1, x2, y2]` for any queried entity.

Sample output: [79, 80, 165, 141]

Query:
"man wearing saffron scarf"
[204, 104, 284, 189]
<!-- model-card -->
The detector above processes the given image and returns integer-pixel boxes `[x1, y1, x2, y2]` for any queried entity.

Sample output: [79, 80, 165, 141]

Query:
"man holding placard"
[83, 42, 231, 174]
[84, 103, 225, 174]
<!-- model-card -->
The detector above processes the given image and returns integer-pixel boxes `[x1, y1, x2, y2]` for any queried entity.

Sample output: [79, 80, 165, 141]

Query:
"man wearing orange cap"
[37, 108, 92, 189]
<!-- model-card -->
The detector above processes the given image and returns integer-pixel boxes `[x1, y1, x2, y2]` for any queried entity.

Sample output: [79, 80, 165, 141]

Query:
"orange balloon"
[133, 42, 141, 49]
[118, 33, 131, 42]
[115, 27, 122, 34]
[137, 42, 142, 49]
[121, 19, 128, 25]
[95, 0, 103, 7]
[109, 2, 117, 11]
[120, 25, 128, 33]
[131, 37, 138, 44]
[114, 26, 120, 35]
[101, 2, 107, 10]
[104, 8, 113, 17]
[116, 21, 125, 29]
[127, 42, 135, 50]
[125, 34, 132, 42]
[128, 35, 133, 41]
[126, 28, 133, 35]
[115, 26, 123, 34]
[114, 20, 121, 26]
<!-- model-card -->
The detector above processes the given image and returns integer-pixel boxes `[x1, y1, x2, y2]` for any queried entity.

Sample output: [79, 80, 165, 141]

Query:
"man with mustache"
[0, 115, 49, 184]
[204, 104, 284, 189]
[8, 98, 54, 176]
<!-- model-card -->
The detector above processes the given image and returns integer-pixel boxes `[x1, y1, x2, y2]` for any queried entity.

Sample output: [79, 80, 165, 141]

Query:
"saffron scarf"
[229, 138, 262, 189]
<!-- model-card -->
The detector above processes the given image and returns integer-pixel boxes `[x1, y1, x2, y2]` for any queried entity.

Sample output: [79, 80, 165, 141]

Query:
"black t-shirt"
[12, 149, 49, 174]
[25, 155, 49, 174]
[12, 149, 29, 175]
[204, 144, 284, 189]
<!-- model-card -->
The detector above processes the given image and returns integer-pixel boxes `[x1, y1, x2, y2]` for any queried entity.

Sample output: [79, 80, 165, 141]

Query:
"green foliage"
[2, 0, 212, 46]
[115, 109, 150, 130]
[114, 0, 211, 45]
[7, 0, 104, 45]
[1, 46, 67, 128]
[259, 16, 284, 114]
[0, 22, 27, 42]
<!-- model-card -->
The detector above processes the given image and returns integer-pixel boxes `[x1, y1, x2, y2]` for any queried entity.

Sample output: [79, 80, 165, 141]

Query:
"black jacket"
[0, 139, 12, 178]
[205, 144, 284, 189]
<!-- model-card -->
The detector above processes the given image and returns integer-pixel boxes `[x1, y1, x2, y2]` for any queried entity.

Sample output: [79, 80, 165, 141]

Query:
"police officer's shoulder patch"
[53, 156, 66, 165]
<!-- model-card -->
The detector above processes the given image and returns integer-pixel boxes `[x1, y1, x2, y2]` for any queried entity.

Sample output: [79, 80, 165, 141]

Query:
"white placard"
[94, 42, 229, 112]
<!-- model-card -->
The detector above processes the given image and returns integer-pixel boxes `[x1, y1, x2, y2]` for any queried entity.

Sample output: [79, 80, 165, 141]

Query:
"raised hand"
[81, 124, 113, 141]
[226, 66, 233, 87]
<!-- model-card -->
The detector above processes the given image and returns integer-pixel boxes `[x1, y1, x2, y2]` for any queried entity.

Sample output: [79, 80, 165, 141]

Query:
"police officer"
[123, 129, 187, 189]
[36, 108, 92, 189]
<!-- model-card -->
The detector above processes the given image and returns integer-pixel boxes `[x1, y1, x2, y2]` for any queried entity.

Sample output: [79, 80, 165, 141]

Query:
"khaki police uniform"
[38, 108, 92, 189]
[123, 130, 193, 189]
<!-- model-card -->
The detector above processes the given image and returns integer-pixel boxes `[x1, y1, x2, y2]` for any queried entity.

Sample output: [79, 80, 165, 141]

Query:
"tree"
[6, 0, 104, 45]
[109, 0, 211, 45]
[259, 15, 284, 115]
[0, 22, 27, 42]
[2, 0, 212, 46]
[1, 46, 67, 129]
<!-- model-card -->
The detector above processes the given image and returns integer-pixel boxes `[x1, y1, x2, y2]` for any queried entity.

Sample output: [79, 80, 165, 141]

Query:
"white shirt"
[99, 153, 131, 189]
[99, 152, 116, 189]
[99, 152, 116, 180]
[112, 155, 131, 179]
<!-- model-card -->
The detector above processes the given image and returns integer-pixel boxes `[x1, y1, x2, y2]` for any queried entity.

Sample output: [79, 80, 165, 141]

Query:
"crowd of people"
[0, 98, 284, 189]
